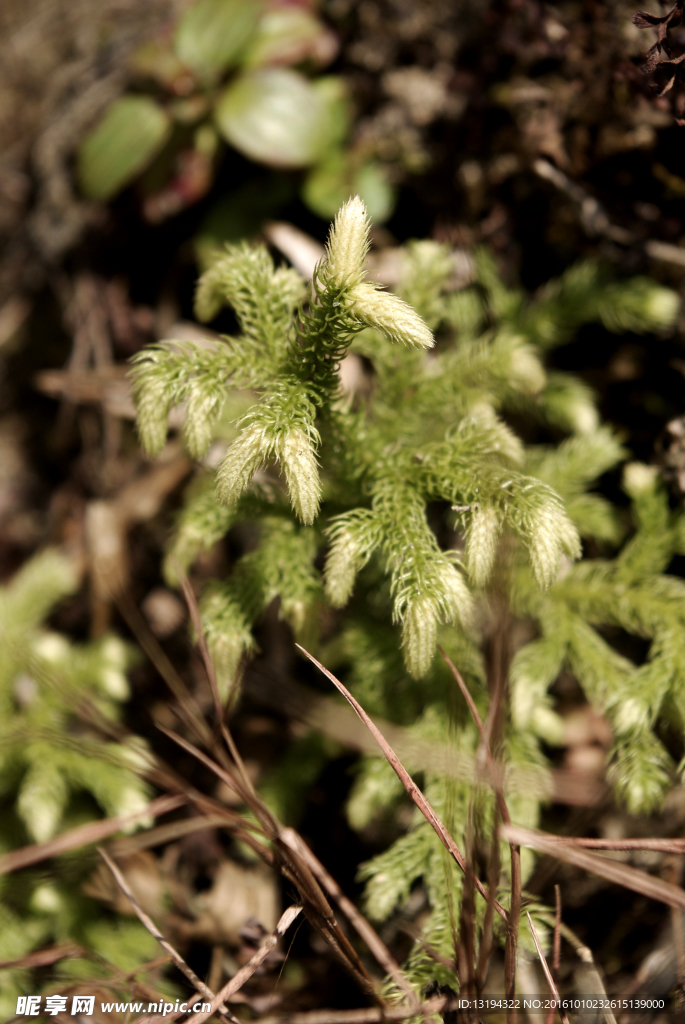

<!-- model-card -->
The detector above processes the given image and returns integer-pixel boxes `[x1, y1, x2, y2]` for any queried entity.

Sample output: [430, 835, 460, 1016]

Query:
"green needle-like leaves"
[131, 197, 684, 882]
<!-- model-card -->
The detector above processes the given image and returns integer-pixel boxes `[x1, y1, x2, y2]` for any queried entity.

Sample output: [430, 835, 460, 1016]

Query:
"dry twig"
[174, 563, 224, 726]
[279, 828, 419, 1009]
[0, 795, 183, 875]
[543, 836, 685, 854]
[249, 663, 604, 805]
[502, 824, 685, 911]
[440, 647, 520, 1005]
[115, 589, 212, 747]
[0, 945, 83, 971]
[526, 912, 570, 1024]
[558, 924, 616, 1024]
[97, 846, 238, 1024]
[544, 887, 562, 1024]
[534, 157, 685, 267]
[108, 814, 230, 858]
[158, 726, 382, 1003]
[173, 563, 260, 805]
[182, 906, 303, 1024]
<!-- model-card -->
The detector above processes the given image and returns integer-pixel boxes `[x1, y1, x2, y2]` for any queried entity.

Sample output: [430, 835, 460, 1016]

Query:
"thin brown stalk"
[146, 760, 275, 864]
[97, 847, 238, 1024]
[279, 827, 419, 1010]
[481, 614, 519, 1016]
[207, 946, 224, 997]
[664, 857, 685, 989]
[108, 814, 230, 858]
[558, 925, 616, 1024]
[439, 646, 521, 1006]
[397, 923, 456, 970]
[0, 795, 183, 875]
[526, 913, 570, 1024]
[502, 824, 685, 911]
[506, 845, 522, 1012]
[83, 704, 274, 862]
[483, 603, 509, 753]
[142, 608, 397, 1009]
[221, 721, 262, 801]
[439, 649, 508, 819]
[545, 887, 562, 1024]
[674, 902, 685, 988]
[553, 886, 561, 977]
[174, 563, 224, 725]
[182, 906, 302, 1024]
[251, 660, 604, 805]
[155, 726, 277, 843]
[297, 645, 507, 921]
[455, 810, 476, 1003]
[173, 562, 265, 807]
[115, 590, 212, 746]
[71, 677, 274, 868]
[0, 945, 84, 970]
[475, 814, 499, 994]
[549, 836, 685, 853]
[272, 844, 379, 1002]
[158, 726, 381, 1002]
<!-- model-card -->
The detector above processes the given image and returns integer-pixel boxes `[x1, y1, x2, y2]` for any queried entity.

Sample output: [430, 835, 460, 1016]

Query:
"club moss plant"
[131, 196, 685, 987]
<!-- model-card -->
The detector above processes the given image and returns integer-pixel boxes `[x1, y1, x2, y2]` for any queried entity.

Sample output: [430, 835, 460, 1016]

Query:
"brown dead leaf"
[189, 859, 280, 947]
[85, 448, 191, 632]
[35, 366, 136, 419]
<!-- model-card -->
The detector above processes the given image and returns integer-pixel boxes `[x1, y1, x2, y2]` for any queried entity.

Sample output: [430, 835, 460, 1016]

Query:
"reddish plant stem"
[439, 645, 520, 1013]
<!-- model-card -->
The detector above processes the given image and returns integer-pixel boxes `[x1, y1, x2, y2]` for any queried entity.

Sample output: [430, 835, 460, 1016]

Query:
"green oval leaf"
[77, 97, 171, 202]
[312, 76, 351, 151]
[303, 155, 395, 223]
[301, 153, 348, 219]
[242, 8, 330, 69]
[215, 69, 327, 168]
[354, 162, 396, 223]
[175, 0, 261, 82]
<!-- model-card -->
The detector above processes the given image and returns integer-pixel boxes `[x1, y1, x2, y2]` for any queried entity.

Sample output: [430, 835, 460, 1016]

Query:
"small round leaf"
[242, 8, 332, 69]
[215, 68, 327, 168]
[77, 97, 171, 202]
[175, 0, 261, 82]
[354, 162, 395, 223]
[303, 155, 395, 223]
[312, 76, 351, 150]
[301, 152, 349, 219]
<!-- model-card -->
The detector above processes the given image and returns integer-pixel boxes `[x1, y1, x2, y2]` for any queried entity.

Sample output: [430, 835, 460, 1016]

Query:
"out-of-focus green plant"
[0, 549, 153, 1016]
[0, 549, 148, 843]
[130, 196, 684, 992]
[77, 0, 394, 225]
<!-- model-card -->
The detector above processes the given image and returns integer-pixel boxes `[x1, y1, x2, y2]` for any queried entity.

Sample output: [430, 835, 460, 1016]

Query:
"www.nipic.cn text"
[15, 995, 212, 1016]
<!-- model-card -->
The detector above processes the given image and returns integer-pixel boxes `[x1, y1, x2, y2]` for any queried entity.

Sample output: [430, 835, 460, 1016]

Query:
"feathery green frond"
[130, 339, 244, 457]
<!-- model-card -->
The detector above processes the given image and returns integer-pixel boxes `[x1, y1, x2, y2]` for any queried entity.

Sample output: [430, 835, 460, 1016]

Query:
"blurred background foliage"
[75, 0, 395, 227]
